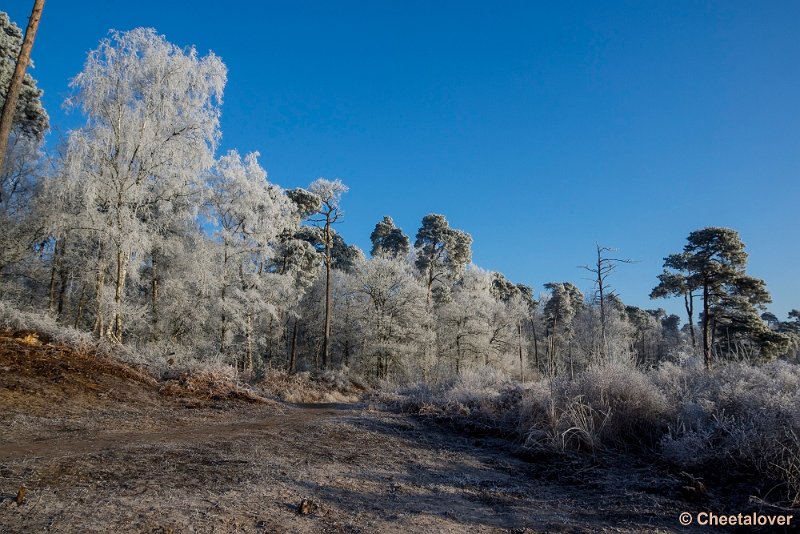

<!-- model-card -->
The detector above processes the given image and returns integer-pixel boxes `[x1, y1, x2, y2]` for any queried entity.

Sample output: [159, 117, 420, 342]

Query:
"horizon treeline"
[2, 21, 798, 381]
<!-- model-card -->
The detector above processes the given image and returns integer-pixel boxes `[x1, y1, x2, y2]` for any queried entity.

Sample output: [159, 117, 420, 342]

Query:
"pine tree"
[370, 216, 410, 259]
[653, 227, 785, 366]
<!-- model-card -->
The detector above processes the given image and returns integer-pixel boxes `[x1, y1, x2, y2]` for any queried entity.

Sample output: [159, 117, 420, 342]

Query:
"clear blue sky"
[6, 1, 799, 320]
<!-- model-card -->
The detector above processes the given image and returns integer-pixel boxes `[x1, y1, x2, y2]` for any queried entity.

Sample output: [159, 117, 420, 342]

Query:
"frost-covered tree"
[435, 268, 527, 377]
[414, 214, 472, 307]
[654, 227, 784, 366]
[436, 269, 495, 375]
[206, 150, 295, 368]
[370, 216, 409, 259]
[294, 226, 361, 271]
[580, 245, 634, 363]
[307, 178, 348, 369]
[0, 11, 49, 290]
[61, 28, 226, 342]
[345, 256, 426, 379]
[651, 254, 698, 348]
[624, 306, 665, 367]
[542, 282, 584, 377]
[268, 228, 320, 372]
[0, 5, 47, 172]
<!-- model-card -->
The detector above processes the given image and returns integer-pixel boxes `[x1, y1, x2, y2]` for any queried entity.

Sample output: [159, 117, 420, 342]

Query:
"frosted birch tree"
[206, 150, 295, 368]
[61, 28, 226, 342]
[346, 256, 426, 379]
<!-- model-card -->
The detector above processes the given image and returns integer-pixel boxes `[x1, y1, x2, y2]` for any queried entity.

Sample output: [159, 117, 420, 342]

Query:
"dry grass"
[256, 369, 368, 403]
[385, 361, 800, 508]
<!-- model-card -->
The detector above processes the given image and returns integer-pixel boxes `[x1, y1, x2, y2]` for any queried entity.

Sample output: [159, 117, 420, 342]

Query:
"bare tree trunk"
[47, 237, 63, 313]
[73, 282, 86, 328]
[219, 244, 229, 353]
[518, 320, 525, 382]
[531, 316, 540, 373]
[568, 339, 574, 380]
[92, 246, 106, 338]
[684, 290, 696, 348]
[150, 250, 159, 341]
[288, 318, 298, 373]
[455, 331, 462, 375]
[0, 0, 44, 172]
[596, 246, 607, 363]
[111, 246, 127, 342]
[245, 313, 253, 373]
[701, 280, 711, 369]
[548, 315, 558, 378]
[56, 239, 69, 317]
[320, 219, 332, 369]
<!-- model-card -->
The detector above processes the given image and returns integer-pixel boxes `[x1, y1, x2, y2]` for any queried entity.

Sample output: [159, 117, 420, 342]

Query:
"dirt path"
[0, 401, 703, 533]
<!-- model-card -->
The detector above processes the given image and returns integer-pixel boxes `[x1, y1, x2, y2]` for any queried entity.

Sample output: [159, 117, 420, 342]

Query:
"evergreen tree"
[0, 8, 48, 144]
[308, 178, 348, 369]
[413, 214, 472, 307]
[370, 216, 410, 259]
[653, 227, 785, 366]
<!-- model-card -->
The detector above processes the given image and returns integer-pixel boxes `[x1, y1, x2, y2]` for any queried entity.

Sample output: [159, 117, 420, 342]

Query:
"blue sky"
[6, 1, 799, 319]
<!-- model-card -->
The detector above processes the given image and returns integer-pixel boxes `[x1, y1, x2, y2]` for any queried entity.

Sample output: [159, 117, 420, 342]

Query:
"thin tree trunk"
[288, 318, 298, 373]
[455, 331, 461, 375]
[111, 246, 127, 342]
[0, 0, 45, 172]
[73, 282, 86, 328]
[320, 219, 332, 369]
[47, 237, 63, 313]
[568, 339, 574, 380]
[518, 320, 525, 382]
[56, 240, 69, 317]
[150, 250, 159, 341]
[531, 317, 540, 373]
[219, 244, 229, 353]
[596, 245, 607, 363]
[245, 313, 253, 372]
[684, 290, 696, 348]
[701, 281, 710, 369]
[92, 246, 106, 338]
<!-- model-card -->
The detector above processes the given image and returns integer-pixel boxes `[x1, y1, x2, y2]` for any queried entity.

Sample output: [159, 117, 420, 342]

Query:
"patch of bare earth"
[1, 333, 709, 532]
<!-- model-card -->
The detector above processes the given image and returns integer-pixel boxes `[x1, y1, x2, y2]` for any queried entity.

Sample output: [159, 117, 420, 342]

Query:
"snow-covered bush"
[656, 360, 800, 504]
[387, 359, 800, 504]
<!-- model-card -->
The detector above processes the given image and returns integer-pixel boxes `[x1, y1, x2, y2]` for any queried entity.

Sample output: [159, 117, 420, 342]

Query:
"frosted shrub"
[656, 360, 800, 504]
[554, 363, 671, 450]
[0, 301, 93, 349]
[444, 367, 509, 407]
[518, 380, 559, 449]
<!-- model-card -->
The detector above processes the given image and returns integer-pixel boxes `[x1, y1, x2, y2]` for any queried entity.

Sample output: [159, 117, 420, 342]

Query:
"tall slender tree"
[308, 178, 348, 369]
[0, 0, 44, 172]
[580, 244, 634, 363]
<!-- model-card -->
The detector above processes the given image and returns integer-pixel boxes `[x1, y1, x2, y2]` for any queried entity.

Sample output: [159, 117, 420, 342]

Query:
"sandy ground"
[1, 401, 715, 533]
[0, 332, 713, 533]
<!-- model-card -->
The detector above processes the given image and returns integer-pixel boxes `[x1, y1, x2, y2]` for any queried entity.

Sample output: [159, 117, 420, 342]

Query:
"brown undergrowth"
[256, 369, 369, 403]
[0, 329, 271, 413]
